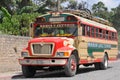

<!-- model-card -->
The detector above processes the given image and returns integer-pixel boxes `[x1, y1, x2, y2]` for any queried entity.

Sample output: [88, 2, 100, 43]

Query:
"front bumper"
[19, 58, 67, 66]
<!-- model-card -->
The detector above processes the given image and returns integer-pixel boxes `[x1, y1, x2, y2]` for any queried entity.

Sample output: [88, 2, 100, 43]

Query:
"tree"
[0, 0, 16, 15]
[65, 0, 88, 10]
[36, 0, 68, 13]
[0, 12, 40, 36]
[16, 0, 35, 14]
[0, 7, 11, 19]
[111, 5, 120, 32]
[92, 1, 109, 20]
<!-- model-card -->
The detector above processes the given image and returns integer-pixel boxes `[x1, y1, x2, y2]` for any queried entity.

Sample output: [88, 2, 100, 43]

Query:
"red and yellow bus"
[19, 10, 118, 77]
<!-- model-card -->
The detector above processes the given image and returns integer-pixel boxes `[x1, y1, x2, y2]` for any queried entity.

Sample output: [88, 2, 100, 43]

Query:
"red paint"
[28, 37, 72, 57]
[80, 60, 88, 64]
[109, 58, 117, 61]
[80, 58, 102, 64]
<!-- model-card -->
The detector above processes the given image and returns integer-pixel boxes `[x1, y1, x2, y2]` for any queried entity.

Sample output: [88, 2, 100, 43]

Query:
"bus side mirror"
[29, 23, 33, 37]
[30, 23, 33, 28]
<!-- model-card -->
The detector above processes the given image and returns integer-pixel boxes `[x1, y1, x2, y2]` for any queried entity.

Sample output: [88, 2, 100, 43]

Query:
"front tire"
[64, 54, 77, 77]
[22, 65, 36, 78]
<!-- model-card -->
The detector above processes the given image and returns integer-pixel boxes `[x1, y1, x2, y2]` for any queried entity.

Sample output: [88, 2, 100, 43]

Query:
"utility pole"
[57, 0, 60, 11]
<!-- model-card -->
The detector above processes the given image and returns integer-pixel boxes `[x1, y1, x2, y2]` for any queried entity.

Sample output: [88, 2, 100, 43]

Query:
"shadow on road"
[12, 66, 112, 79]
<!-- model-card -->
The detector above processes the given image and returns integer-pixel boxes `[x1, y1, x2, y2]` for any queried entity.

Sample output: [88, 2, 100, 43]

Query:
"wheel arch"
[105, 52, 109, 60]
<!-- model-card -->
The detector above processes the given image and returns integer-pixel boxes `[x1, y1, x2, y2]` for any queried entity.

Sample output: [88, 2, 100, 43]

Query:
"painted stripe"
[109, 58, 118, 61]
[80, 58, 102, 64]
[87, 42, 117, 57]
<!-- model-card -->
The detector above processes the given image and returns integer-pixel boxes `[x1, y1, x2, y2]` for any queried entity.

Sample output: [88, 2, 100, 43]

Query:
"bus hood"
[28, 37, 74, 47]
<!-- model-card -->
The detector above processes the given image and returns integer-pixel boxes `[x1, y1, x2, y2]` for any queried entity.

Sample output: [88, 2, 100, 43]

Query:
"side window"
[99, 29, 103, 38]
[86, 26, 91, 37]
[106, 31, 109, 39]
[115, 33, 117, 40]
[91, 27, 95, 37]
[112, 32, 115, 40]
[109, 32, 112, 40]
[81, 24, 86, 36]
[96, 28, 99, 38]
[103, 30, 106, 39]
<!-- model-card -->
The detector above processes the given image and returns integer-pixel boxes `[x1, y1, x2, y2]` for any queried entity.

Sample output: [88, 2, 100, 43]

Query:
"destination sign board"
[49, 17, 65, 22]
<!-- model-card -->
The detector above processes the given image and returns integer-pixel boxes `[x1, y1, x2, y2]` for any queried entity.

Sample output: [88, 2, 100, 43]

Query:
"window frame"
[81, 23, 118, 41]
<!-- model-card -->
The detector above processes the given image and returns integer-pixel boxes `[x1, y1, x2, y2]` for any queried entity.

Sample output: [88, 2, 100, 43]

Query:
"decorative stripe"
[80, 58, 102, 64]
[87, 42, 117, 57]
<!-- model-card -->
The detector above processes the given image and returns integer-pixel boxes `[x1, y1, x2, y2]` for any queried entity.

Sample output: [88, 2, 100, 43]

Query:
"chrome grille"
[32, 43, 53, 54]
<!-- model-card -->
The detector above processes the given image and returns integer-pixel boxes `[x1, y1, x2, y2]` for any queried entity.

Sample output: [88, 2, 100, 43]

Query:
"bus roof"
[35, 12, 117, 32]
[79, 16, 117, 32]
[61, 12, 117, 32]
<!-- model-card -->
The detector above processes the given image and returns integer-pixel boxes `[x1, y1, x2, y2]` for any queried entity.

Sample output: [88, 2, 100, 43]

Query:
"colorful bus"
[19, 10, 118, 77]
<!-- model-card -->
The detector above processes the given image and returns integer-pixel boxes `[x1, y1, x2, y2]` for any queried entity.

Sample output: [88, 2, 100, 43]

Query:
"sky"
[77, 0, 120, 10]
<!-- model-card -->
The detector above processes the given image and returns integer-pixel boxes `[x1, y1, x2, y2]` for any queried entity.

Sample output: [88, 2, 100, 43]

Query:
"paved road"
[2, 59, 120, 80]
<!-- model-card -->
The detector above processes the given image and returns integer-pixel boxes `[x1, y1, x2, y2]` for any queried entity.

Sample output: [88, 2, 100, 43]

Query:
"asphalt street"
[8, 59, 120, 80]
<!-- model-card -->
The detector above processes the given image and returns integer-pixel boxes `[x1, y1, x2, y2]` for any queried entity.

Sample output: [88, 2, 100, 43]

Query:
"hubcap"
[104, 57, 108, 68]
[71, 59, 76, 71]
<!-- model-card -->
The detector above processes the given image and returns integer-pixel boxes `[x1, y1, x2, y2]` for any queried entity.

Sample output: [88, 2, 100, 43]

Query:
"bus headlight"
[56, 52, 69, 57]
[21, 52, 28, 57]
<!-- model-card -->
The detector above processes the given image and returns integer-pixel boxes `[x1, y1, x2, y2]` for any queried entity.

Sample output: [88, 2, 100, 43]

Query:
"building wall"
[0, 35, 31, 73]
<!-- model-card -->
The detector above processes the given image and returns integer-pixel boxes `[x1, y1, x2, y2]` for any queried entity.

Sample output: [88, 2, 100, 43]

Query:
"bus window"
[96, 28, 99, 38]
[115, 33, 117, 40]
[81, 24, 86, 36]
[112, 32, 115, 40]
[106, 31, 109, 39]
[109, 32, 112, 40]
[103, 30, 106, 39]
[34, 26, 42, 37]
[86, 26, 91, 37]
[99, 29, 103, 38]
[34, 24, 78, 37]
[91, 27, 95, 37]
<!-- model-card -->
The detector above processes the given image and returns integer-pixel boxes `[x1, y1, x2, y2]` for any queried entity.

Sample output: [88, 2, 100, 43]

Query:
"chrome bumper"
[19, 58, 67, 66]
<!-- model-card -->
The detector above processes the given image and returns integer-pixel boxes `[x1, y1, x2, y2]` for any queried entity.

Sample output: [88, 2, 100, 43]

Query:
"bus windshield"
[34, 24, 78, 37]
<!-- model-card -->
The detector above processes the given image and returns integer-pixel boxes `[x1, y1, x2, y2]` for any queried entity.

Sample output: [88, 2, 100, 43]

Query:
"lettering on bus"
[88, 42, 111, 49]
[40, 24, 75, 28]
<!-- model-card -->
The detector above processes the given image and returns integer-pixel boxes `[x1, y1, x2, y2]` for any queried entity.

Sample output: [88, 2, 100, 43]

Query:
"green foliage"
[0, 0, 16, 15]
[111, 5, 120, 32]
[92, 1, 110, 20]
[19, 6, 34, 14]
[36, 0, 68, 12]
[0, 7, 11, 19]
[91, 2, 120, 32]
[65, 0, 88, 10]
[0, 13, 40, 36]
[118, 33, 120, 50]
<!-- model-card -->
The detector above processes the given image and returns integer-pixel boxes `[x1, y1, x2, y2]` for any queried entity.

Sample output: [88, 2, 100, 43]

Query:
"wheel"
[64, 54, 77, 77]
[94, 54, 108, 70]
[22, 65, 36, 78]
[94, 63, 101, 70]
[100, 54, 108, 70]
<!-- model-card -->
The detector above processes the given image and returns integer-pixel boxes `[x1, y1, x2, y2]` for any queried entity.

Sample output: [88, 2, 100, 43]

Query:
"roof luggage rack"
[63, 9, 112, 26]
